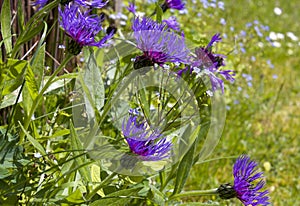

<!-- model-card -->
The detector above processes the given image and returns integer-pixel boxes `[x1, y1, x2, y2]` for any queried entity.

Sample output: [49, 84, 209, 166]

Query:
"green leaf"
[80, 51, 105, 121]
[149, 185, 165, 206]
[22, 82, 33, 118]
[89, 187, 143, 206]
[19, 122, 47, 156]
[65, 189, 85, 204]
[23, 63, 38, 117]
[17, 0, 25, 33]
[91, 164, 105, 197]
[0, 73, 76, 109]
[25, 64, 39, 100]
[172, 126, 201, 195]
[0, 87, 21, 109]
[156, 3, 163, 23]
[31, 43, 46, 89]
[19, 23, 45, 46]
[0, 59, 27, 97]
[44, 76, 74, 93]
[1, 0, 12, 56]
[69, 121, 91, 182]
[0, 165, 11, 179]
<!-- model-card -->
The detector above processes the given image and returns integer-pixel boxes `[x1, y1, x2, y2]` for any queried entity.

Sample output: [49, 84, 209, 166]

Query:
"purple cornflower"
[59, 4, 114, 55]
[122, 114, 172, 161]
[132, 17, 189, 70]
[162, 0, 185, 11]
[162, 16, 180, 31]
[127, 2, 136, 14]
[218, 155, 270, 206]
[74, 0, 108, 8]
[178, 33, 235, 93]
[31, 0, 48, 10]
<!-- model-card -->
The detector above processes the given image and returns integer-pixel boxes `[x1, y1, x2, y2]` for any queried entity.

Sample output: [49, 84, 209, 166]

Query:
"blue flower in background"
[162, 0, 185, 11]
[32, 0, 107, 9]
[162, 16, 181, 31]
[122, 114, 172, 161]
[59, 4, 114, 54]
[132, 17, 189, 70]
[127, 2, 136, 14]
[218, 155, 270, 206]
[31, 0, 48, 10]
[75, 0, 108, 8]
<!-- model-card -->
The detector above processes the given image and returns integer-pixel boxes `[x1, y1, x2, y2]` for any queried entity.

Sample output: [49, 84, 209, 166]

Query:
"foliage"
[0, 0, 298, 205]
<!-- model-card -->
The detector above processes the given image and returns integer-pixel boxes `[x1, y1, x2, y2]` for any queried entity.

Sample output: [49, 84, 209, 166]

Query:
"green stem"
[19, 54, 73, 143]
[168, 188, 218, 201]
[86, 172, 117, 201]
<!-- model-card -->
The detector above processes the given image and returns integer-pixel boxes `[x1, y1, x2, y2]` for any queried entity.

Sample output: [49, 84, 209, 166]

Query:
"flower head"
[31, 0, 48, 10]
[74, 0, 108, 8]
[162, 0, 185, 11]
[178, 33, 235, 93]
[218, 155, 270, 206]
[162, 16, 180, 31]
[132, 17, 189, 70]
[122, 113, 172, 161]
[59, 4, 114, 55]
[127, 2, 136, 14]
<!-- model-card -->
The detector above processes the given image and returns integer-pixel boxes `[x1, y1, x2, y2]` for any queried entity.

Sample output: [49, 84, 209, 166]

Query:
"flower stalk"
[169, 188, 218, 200]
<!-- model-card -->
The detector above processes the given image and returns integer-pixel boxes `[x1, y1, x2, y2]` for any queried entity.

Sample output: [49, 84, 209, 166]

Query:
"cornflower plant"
[0, 0, 270, 205]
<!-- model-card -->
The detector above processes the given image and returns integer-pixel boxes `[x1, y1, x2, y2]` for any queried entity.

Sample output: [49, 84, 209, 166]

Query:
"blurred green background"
[180, 0, 300, 205]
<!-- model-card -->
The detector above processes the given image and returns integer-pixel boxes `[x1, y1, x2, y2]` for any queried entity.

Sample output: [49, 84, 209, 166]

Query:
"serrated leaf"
[1, 0, 12, 55]
[25, 64, 39, 100]
[81, 51, 105, 121]
[0, 59, 27, 96]
[31, 44, 45, 89]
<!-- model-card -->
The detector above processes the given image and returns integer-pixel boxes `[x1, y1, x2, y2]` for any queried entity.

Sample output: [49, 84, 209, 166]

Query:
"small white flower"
[286, 32, 299, 41]
[58, 44, 65, 49]
[163, 64, 170, 69]
[258, 42, 264, 48]
[276, 33, 284, 39]
[34, 153, 42, 158]
[206, 90, 213, 97]
[193, 67, 200, 74]
[174, 62, 180, 67]
[272, 41, 281, 47]
[274, 7, 282, 15]
[269, 31, 277, 40]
